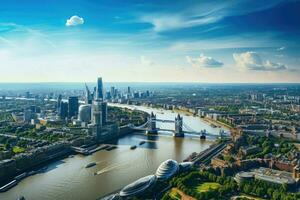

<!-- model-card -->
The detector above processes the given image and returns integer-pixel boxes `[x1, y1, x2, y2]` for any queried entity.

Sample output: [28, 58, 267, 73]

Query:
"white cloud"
[142, 15, 219, 32]
[186, 54, 223, 68]
[277, 46, 285, 51]
[140, 1, 289, 32]
[140, 56, 154, 66]
[233, 52, 287, 71]
[66, 15, 84, 26]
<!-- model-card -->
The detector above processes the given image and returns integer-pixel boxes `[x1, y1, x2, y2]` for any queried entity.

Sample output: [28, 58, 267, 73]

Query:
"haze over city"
[0, 0, 299, 83]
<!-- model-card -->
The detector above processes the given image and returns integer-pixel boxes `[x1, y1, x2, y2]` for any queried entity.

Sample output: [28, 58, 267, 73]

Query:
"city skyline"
[0, 0, 300, 83]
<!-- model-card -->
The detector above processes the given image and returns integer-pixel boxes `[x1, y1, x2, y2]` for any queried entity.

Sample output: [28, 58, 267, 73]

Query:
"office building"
[155, 159, 179, 181]
[85, 84, 92, 104]
[78, 105, 91, 123]
[91, 99, 102, 140]
[68, 96, 79, 118]
[96, 77, 104, 100]
[57, 94, 62, 113]
[110, 86, 115, 99]
[23, 110, 32, 122]
[127, 86, 131, 94]
[101, 102, 107, 125]
[59, 102, 68, 120]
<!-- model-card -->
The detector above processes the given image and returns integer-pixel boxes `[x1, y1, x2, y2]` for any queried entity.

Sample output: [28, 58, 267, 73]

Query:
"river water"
[0, 104, 226, 200]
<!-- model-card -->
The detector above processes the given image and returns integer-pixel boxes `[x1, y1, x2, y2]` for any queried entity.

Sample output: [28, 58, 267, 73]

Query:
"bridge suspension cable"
[182, 122, 200, 134]
[130, 119, 150, 129]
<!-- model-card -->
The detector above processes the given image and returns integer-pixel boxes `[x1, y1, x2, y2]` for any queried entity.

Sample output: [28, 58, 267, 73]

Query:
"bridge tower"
[174, 114, 184, 137]
[147, 112, 157, 134]
[219, 129, 224, 140]
[200, 129, 206, 140]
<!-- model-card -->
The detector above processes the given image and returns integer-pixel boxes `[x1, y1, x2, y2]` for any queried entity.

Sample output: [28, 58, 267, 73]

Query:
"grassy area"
[196, 182, 221, 193]
[169, 188, 181, 200]
[12, 146, 25, 153]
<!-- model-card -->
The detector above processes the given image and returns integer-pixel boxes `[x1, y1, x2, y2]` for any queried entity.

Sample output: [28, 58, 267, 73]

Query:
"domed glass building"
[155, 159, 179, 181]
[119, 175, 156, 198]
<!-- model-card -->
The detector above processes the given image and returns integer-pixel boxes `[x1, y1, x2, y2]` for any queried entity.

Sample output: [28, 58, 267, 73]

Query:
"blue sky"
[0, 0, 299, 82]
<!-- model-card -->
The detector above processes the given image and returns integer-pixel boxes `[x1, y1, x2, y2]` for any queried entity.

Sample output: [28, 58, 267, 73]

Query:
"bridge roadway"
[192, 141, 228, 165]
[154, 119, 175, 123]
[130, 127, 223, 138]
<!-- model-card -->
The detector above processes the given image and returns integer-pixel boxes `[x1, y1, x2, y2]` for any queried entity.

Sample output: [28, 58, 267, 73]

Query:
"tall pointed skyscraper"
[85, 83, 92, 104]
[96, 77, 103, 100]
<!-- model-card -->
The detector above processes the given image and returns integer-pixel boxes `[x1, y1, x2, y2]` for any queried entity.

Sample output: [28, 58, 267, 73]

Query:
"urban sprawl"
[0, 80, 300, 200]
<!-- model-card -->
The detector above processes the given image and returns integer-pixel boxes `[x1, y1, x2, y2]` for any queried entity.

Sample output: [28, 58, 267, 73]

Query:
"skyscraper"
[91, 100, 102, 125]
[110, 86, 115, 99]
[85, 83, 92, 104]
[68, 96, 79, 118]
[91, 99, 102, 140]
[57, 94, 62, 113]
[59, 102, 68, 119]
[96, 77, 103, 100]
[127, 86, 131, 95]
[101, 102, 107, 125]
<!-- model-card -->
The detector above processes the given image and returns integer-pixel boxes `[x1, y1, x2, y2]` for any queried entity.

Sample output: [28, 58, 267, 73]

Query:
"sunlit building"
[119, 175, 156, 198]
[155, 159, 179, 181]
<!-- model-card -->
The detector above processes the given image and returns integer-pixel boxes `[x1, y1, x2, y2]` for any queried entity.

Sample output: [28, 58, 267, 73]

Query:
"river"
[0, 104, 227, 200]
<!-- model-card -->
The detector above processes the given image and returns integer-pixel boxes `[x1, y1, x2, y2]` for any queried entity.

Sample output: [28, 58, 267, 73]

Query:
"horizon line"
[0, 81, 299, 84]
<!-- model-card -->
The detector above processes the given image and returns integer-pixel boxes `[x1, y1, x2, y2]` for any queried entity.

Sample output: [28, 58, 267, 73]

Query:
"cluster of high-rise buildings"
[57, 77, 116, 141]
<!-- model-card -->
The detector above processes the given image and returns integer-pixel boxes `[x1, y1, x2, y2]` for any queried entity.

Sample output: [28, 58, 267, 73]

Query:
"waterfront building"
[89, 77, 118, 141]
[155, 159, 179, 181]
[91, 100, 102, 126]
[78, 105, 91, 123]
[119, 175, 157, 198]
[68, 96, 79, 118]
[91, 99, 102, 140]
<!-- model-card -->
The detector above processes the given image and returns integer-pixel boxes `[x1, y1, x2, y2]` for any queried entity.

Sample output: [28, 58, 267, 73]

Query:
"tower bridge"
[129, 112, 228, 139]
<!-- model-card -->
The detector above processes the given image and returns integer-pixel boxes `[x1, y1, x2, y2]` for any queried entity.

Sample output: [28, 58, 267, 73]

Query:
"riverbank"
[202, 116, 233, 130]
[173, 108, 231, 131]
[111, 103, 230, 133]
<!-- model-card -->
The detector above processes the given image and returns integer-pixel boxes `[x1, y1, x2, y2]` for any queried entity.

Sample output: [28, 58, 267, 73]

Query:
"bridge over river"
[128, 112, 228, 139]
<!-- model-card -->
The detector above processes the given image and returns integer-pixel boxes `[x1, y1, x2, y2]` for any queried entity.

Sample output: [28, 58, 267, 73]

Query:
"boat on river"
[210, 123, 217, 128]
[130, 145, 137, 150]
[85, 162, 96, 168]
[106, 146, 117, 151]
[139, 141, 146, 145]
